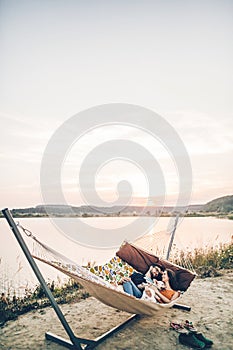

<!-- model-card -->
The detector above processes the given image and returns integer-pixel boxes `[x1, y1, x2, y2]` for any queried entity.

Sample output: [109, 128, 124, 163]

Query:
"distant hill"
[2, 195, 232, 218]
[3, 204, 188, 217]
[203, 195, 233, 213]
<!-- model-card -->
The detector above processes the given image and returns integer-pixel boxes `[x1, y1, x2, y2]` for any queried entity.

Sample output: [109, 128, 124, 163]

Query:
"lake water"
[0, 216, 232, 296]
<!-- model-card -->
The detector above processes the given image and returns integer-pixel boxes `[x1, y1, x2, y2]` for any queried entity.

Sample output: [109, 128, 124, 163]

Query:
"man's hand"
[121, 276, 130, 283]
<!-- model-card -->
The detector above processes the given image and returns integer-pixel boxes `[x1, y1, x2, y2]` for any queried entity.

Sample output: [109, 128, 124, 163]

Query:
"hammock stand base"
[45, 314, 138, 350]
[2, 209, 139, 350]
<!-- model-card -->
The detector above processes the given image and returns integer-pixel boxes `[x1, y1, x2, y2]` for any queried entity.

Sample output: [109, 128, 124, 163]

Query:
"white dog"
[141, 286, 157, 302]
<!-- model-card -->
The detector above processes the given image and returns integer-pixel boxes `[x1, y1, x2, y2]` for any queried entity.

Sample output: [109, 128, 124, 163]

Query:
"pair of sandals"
[170, 320, 197, 333]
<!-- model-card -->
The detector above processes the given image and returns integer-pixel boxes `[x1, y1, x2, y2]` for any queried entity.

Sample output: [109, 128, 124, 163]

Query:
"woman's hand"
[151, 285, 159, 293]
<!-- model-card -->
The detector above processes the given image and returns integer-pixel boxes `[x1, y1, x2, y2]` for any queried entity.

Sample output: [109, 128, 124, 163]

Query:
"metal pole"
[166, 214, 179, 260]
[2, 208, 82, 350]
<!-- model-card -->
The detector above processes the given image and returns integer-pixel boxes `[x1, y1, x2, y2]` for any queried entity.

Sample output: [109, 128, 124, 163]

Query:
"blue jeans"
[123, 281, 142, 298]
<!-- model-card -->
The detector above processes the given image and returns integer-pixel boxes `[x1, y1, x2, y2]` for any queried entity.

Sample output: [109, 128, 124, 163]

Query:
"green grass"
[0, 279, 89, 327]
[173, 241, 233, 277]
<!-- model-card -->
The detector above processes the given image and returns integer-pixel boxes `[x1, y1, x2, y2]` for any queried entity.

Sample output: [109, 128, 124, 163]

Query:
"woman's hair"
[166, 269, 178, 290]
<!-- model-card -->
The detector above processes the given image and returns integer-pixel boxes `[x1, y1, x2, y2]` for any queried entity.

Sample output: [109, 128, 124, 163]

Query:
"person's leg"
[123, 281, 142, 298]
[123, 281, 133, 295]
[130, 281, 143, 298]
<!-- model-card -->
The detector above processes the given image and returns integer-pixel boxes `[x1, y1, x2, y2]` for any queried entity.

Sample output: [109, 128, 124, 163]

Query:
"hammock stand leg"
[172, 303, 191, 312]
[2, 209, 138, 349]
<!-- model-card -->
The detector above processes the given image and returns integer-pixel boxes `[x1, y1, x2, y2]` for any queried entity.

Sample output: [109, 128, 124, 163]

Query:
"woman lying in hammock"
[142, 269, 180, 303]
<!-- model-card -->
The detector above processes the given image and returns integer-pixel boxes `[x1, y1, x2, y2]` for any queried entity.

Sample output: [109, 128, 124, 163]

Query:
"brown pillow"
[116, 241, 159, 273]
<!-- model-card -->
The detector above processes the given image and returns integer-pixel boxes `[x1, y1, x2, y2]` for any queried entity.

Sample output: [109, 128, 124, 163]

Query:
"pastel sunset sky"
[1, 1, 232, 209]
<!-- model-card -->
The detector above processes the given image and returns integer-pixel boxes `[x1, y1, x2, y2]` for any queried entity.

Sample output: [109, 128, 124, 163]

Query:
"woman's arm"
[153, 288, 180, 304]
[154, 289, 170, 303]
[170, 291, 180, 301]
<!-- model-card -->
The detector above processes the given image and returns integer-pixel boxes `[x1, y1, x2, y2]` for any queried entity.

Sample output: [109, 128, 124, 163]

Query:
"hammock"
[28, 233, 196, 316]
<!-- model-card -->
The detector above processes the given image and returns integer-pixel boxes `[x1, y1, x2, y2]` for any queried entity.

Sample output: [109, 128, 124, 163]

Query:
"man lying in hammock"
[121, 263, 164, 298]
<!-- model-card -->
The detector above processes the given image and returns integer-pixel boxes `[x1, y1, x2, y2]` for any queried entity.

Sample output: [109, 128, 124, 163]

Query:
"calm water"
[0, 216, 232, 296]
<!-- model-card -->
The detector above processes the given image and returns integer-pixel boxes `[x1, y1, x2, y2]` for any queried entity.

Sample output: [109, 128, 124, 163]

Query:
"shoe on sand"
[194, 333, 213, 347]
[179, 333, 205, 349]
[184, 320, 198, 332]
[170, 322, 187, 333]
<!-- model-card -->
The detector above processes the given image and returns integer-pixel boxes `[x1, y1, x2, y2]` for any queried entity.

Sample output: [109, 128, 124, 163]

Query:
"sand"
[0, 270, 232, 350]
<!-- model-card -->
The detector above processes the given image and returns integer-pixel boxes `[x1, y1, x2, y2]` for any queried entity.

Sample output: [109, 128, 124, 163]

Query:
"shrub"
[172, 242, 233, 277]
[0, 278, 85, 327]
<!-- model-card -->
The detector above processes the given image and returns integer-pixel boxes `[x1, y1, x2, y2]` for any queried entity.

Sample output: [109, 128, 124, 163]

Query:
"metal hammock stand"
[2, 208, 191, 349]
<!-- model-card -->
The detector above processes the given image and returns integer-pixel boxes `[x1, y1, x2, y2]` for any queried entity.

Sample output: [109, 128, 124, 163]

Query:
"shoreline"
[1, 213, 233, 219]
[1, 270, 233, 349]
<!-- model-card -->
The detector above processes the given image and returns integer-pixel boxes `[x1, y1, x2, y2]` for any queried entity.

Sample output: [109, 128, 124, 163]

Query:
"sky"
[0, 0, 233, 209]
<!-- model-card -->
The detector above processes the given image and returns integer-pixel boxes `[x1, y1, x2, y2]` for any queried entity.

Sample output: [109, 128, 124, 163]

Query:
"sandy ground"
[0, 270, 232, 350]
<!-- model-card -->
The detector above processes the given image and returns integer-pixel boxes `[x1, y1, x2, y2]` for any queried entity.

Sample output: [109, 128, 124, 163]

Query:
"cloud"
[164, 110, 233, 155]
